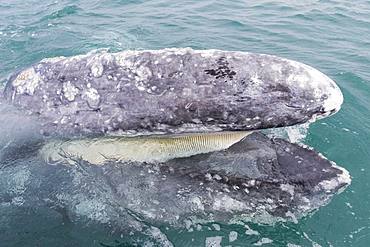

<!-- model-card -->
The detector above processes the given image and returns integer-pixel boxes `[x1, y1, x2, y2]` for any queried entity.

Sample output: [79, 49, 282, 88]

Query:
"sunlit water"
[1, 0, 370, 246]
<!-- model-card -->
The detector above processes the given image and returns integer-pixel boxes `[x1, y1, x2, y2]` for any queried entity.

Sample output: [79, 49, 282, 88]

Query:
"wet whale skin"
[0, 132, 350, 232]
[4, 48, 342, 137]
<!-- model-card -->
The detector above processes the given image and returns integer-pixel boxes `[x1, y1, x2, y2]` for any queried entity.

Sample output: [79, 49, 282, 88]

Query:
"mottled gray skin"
[3, 48, 341, 137]
[0, 132, 349, 233]
[0, 49, 347, 243]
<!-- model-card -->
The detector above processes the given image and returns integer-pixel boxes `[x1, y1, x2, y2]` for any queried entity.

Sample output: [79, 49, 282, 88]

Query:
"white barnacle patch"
[121, 63, 153, 92]
[271, 64, 282, 74]
[62, 81, 79, 101]
[12, 68, 42, 95]
[87, 52, 114, 78]
[115, 50, 139, 68]
[91, 62, 104, 77]
[83, 87, 101, 108]
[250, 74, 264, 86]
[135, 65, 152, 81]
[85, 87, 100, 101]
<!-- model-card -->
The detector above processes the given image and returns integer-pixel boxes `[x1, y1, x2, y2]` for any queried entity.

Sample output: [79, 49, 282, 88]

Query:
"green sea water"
[1, 0, 370, 246]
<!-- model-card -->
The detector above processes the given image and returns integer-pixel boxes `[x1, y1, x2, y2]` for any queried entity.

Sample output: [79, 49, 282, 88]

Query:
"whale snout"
[321, 76, 344, 117]
[3, 49, 344, 136]
[287, 60, 344, 119]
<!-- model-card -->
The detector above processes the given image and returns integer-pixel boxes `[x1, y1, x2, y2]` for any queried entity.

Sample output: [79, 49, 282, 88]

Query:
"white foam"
[144, 226, 174, 247]
[212, 223, 221, 231]
[205, 236, 223, 247]
[245, 225, 260, 236]
[253, 237, 273, 246]
[213, 195, 248, 212]
[191, 196, 205, 211]
[229, 231, 238, 242]
[265, 122, 310, 144]
[75, 198, 110, 224]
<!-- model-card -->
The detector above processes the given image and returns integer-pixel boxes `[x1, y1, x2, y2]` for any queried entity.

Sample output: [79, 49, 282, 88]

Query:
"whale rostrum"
[4, 48, 343, 137]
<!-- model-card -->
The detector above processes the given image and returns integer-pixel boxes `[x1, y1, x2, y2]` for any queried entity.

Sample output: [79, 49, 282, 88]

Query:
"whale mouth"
[0, 48, 350, 227]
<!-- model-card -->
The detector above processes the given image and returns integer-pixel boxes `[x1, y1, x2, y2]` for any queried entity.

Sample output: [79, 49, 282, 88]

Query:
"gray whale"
[0, 49, 349, 244]
[0, 130, 349, 237]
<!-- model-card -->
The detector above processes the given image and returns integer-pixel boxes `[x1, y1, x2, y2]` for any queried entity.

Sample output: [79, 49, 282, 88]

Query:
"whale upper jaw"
[322, 77, 344, 117]
[307, 64, 344, 119]
[3, 48, 344, 137]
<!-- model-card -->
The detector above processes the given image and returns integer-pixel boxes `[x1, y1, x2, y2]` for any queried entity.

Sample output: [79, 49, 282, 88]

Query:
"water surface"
[1, 0, 370, 246]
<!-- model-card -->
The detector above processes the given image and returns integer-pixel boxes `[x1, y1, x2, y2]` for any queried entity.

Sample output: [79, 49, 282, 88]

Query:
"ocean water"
[0, 0, 370, 246]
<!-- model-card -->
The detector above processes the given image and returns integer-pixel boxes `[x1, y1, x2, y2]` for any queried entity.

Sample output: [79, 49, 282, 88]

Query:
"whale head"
[3, 49, 343, 137]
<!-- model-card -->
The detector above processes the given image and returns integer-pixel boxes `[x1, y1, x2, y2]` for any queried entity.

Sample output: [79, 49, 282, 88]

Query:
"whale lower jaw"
[0, 131, 350, 233]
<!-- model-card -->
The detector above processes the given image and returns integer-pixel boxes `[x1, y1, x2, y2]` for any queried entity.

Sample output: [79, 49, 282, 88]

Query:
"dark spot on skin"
[321, 94, 328, 101]
[268, 83, 291, 93]
[204, 57, 236, 80]
[168, 71, 181, 78]
[285, 104, 302, 109]
[58, 75, 66, 82]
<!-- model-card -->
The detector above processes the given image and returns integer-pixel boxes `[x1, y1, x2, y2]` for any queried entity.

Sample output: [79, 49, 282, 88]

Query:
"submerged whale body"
[4, 48, 343, 137]
[0, 48, 349, 243]
[0, 132, 349, 231]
